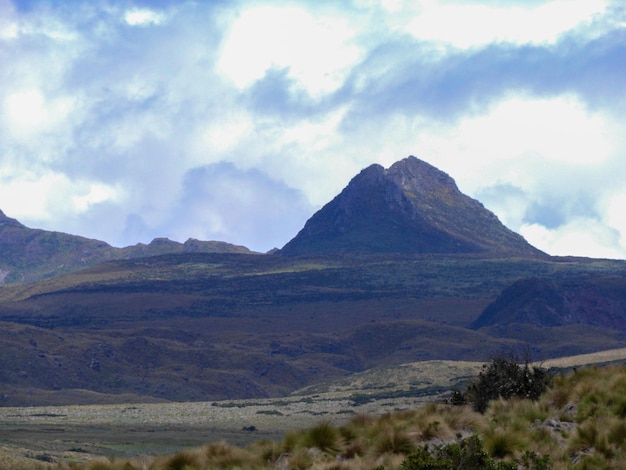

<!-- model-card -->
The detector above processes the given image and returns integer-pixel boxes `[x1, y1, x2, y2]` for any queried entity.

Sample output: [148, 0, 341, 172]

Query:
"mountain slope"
[280, 156, 543, 255]
[472, 275, 626, 330]
[2, 251, 625, 405]
[0, 210, 253, 284]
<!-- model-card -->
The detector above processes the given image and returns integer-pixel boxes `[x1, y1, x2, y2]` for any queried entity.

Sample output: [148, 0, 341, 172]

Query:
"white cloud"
[521, 220, 625, 259]
[0, 171, 120, 222]
[603, 190, 626, 246]
[405, 0, 608, 49]
[2, 89, 76, 139]
[3, 89, 48, 134]
[0, 0, 17, 39]
[72, 183, 120, 213]
[0, 0, 624, 257]
[197, 110, 254, 155]
[123, 8, 165, 27]
[217, 5, 362, 96]
[409, 95, 617, 196]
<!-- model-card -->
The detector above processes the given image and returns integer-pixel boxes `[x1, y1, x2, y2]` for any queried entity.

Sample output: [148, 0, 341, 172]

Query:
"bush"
[401, 435, 552, 470]
[400, 435, 515, 470]
[462, 355, 552, 413]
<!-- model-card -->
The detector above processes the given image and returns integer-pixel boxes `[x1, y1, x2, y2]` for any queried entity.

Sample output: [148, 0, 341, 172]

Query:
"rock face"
[472, 276, 626, 330]
[281, 156, 544, 255]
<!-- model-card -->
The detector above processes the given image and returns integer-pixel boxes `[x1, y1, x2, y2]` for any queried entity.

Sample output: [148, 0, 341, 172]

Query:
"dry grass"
[6, 357, 626, 469]
[540, 347, 626, 369]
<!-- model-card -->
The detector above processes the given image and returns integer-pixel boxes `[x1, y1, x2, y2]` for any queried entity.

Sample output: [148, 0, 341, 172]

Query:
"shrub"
[202, 441, 257, 468]
[518, 450, 551, 470]
[483, 428, 519, 458]
[463, 355, 551, 413]
[400, 435, 515, 470]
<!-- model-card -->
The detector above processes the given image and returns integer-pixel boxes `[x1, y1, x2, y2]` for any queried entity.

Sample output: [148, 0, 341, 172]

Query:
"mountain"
[472, 275, 626, 330]
[0, 209, 253, 284]
[1, 252, 625, 406]
[1, 156, 626, 407]
[280, 156, 543, 256]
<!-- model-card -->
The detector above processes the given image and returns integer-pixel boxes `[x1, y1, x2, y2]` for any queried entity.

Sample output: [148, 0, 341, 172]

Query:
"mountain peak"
[386, 156, 457, 195]
[280, 156, 543, 256]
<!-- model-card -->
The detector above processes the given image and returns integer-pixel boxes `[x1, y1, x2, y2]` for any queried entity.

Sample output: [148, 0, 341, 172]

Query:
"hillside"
[1, 252, 625, 406]
[472, 275, 626, 329]
[0, 156, 625, 406]
[0, 209, 253, 284]
[281, 156, 544, 256]
[4, 362, 626, 469]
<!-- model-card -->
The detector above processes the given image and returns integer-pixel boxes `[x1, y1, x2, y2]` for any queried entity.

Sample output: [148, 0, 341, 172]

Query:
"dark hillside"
[0, 157, 625, 406]
[1, 252, 625, 405]
[0, 209, 252, 284]
[281, 156, 544, 256]
[472, 275, 626, 330]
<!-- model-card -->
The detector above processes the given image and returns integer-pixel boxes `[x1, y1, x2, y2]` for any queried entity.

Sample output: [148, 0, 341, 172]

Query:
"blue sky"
[1, 0, 625, 258]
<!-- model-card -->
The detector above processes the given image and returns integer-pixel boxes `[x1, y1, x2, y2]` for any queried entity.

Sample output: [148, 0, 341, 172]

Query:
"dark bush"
[400, 435, 551, 469]
[400, 435, 515, 470]
[463, 355, 552, 413]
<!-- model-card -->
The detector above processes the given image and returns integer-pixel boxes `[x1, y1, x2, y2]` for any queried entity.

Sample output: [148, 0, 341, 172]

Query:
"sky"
[0, 0, 625, 258]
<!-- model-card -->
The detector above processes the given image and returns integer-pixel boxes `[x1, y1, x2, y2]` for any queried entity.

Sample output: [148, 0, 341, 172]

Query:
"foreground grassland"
[3, 351, 626, 469]
[0, 360, 482, 467]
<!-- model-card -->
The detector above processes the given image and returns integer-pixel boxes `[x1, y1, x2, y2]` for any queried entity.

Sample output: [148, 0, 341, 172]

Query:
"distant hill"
[1, 251, 625, 406]
[0, 156, 542, 282]
[1, 156, 626, 407]
[0, 210, 253, 283]
[472, 275, 626, 330]
[280, 156, 544, 256]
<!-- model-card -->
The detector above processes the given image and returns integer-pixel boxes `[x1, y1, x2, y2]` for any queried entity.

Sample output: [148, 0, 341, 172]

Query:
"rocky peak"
[280, 156, 544, 256]
[386, 156, 457, 196]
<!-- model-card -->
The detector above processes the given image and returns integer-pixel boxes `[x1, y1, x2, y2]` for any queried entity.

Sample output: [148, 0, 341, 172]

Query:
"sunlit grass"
[9, 364, 626, 469]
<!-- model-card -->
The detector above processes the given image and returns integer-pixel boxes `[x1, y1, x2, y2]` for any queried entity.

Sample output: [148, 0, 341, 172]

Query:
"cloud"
[217, 4, 362, 96]
[521, 220, 623, 259]
[0, 0, 625, 259]
[341, 23, 626, 126]
[147, 162, 314, 252]
[0, 169, 120, 221]
[123, 8, 165, 26]
[402, 0, 608, 48]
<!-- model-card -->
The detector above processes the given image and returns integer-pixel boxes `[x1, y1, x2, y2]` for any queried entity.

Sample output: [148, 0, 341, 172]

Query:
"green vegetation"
[459, 355, 552, 413]
[5, 364, 626, 469]
[2, 251, 625, 407]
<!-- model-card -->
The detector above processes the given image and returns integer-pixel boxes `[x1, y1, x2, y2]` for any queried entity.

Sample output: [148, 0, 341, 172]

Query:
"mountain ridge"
[281, 156, 544, 256]
[0, 210, 254, 284]
[0, 156, 545, 283]
[0, 157, 625, 406]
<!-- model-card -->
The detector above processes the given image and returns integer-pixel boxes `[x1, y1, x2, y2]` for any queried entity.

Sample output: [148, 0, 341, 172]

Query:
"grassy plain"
[3, 348, 626, 467]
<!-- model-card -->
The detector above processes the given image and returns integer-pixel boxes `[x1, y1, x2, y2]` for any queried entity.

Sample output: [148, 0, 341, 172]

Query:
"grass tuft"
[373, 426, 415, 456]
[303, 420, 341, 454]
